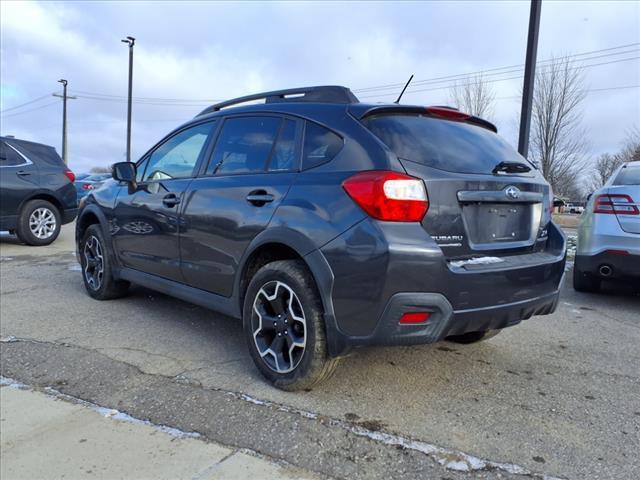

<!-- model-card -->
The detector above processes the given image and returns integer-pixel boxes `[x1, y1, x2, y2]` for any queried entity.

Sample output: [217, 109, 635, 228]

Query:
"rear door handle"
[162, 193, 181, 208]
[16, 170, 31, 176]
[246, 190, 274, 206]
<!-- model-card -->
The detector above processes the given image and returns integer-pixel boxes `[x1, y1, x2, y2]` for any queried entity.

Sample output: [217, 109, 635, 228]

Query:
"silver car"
[574, 161, 640, 291]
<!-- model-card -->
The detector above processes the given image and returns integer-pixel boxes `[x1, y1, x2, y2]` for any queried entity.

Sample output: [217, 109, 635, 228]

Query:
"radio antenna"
[394, 74, 414, 104]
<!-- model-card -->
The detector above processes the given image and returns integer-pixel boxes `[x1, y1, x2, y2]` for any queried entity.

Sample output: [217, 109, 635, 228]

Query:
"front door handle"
[246, 190, 274, 206]
[162, 193, 181, 208]
[16, 170, 31, 176]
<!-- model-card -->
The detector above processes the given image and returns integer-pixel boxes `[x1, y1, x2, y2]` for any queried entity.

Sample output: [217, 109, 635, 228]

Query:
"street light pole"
[517, 0, 542, 159]
[52, 79, 76, 165]
[121, 36, 135, 162]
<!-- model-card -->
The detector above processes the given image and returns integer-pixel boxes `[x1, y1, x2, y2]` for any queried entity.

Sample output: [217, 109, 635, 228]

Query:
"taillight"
[425, 106, 471, 121]
[593, 194, 639, 215]
[64, 170, 76, 183]
[342, 171, 428, 222]
[81, 183, 94, 190]
[399, 312, 431, 324]
[548, 185, 554, 214]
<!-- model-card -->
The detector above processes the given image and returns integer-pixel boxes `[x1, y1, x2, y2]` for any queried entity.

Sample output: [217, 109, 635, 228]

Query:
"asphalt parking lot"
[1, 224, 639, 480]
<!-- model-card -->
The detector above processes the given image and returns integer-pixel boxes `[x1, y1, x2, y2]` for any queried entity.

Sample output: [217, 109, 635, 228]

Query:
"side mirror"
[112, 162, 137, 194]
[553, 198, 564, 208]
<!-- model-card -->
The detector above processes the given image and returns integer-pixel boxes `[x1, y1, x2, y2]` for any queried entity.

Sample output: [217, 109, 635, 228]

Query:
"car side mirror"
[553, 198, 564, 208]
[112, 162, 137, 194]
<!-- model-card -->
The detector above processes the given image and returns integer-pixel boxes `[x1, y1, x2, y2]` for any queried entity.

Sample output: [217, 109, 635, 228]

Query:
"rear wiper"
[492, 161, 531, 175]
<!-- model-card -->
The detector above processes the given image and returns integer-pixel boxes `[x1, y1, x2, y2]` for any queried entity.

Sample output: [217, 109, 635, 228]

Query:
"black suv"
[1, 136, 78, 245]
[76, 86, 566, 390]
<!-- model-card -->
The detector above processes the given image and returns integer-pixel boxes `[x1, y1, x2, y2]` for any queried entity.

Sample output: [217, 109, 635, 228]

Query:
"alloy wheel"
[251, 281, 307, 373]
[28, 207, 57, 239]
[83, 235, 104, 290]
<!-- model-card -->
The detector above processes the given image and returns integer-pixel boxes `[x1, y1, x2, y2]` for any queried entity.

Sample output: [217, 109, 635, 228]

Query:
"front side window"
[142, 122, 213, 182]
[302, 122, 343, 170]
[136, 156, 149, 182]
[208, 116, 282, 175]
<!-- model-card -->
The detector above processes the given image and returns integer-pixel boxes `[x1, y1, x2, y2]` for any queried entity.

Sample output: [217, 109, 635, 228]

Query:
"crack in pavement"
[0, 335, 564, 480]
[0, 376, 331, 480]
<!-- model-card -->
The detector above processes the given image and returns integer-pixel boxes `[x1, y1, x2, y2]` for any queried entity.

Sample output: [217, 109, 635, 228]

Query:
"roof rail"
[197, 86, 359, 116]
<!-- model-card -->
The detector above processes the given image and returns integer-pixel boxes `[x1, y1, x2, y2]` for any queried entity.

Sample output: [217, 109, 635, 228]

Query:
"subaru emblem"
[505, 186, 521, 200]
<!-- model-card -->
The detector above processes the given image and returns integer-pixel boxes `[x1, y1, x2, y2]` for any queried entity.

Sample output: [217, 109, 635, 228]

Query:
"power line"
[494, 84, 640, 101]
[0, 100, 60, 118]
[0, 94, 53, 114]
[353, 42, 640, 93]
[69, 43, 640, 105]
[70, 90, 224, 103]
[355, 48, 639, 96]
[358, 56, 640, 99]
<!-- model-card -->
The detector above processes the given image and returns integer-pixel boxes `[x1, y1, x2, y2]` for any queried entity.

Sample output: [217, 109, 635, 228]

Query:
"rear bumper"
[575, 252, 640, 280]
[62, 208, 78, 225]
[332, 282, 562, 349]
[320, 219, 566, 356]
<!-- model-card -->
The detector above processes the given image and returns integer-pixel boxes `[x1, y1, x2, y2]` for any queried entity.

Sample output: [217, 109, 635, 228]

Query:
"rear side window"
[613, 166, 640, 185]
[14, 142, 62, 167]
[269, 119, 297, 172]
[302, 122, 343, 170]
[209, 116, 281, 175]
[0, 142, 25, 166]
[364, 114, 528, 174]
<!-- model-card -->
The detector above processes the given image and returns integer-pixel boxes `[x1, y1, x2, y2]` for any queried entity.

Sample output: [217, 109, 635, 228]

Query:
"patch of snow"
[449, 256, 504, 268]
[0, 335, 18, 343]
[230, 390, 565, 479]
[1, 377, 200, 439]
[0, 376, 28, 388]
[68, 263, 82, 271]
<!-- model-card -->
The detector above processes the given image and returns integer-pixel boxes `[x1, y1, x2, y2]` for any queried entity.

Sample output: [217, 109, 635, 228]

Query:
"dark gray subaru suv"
[76, 86, 566, 390]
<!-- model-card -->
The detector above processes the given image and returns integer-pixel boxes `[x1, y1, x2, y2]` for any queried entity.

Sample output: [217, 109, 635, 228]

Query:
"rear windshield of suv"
[613, 166, 640, 185]
[363, 113, 530, 174]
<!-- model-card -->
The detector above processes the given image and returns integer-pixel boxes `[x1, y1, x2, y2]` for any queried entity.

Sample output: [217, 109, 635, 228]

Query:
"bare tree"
[449, 74, 495, 119]
[529, 56, 589, 197]
[588, 127, 640, 190]
[619, 126, 640, 163]
[589, 153, 623, 191]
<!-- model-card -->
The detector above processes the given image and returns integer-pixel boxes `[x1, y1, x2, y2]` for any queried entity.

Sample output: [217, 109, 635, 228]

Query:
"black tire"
[573, 264, 601, 293]
[446, 329, 501, 344]
[16, 199, 61, 246]
[243, 260, 340, 391]
[80, 224, 130, 300]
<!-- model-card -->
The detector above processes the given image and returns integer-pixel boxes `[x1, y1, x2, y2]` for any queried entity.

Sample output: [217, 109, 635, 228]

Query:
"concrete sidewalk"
[0, 385, 322, 480]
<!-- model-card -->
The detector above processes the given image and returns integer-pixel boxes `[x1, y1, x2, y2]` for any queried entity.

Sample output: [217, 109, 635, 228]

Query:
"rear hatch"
[361, 109, 552, 259]
[605, 164, 640, 233]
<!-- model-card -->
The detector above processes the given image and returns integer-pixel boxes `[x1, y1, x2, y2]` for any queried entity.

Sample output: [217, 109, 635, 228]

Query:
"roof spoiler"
[197, 86, 359, 117]
[353, 105, 498, 133]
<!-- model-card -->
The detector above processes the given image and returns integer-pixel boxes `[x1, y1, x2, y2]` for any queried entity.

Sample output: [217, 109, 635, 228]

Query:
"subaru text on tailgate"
[75, 86, 566, 390]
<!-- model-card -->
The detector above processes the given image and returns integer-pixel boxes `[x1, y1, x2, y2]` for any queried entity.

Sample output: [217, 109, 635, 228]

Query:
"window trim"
[266, 117, 303, 173]
[199, 113, 302, 178]
[300, 119, 345, 171]
[135, 119, 218, 185]
[0, 142, 34, 168]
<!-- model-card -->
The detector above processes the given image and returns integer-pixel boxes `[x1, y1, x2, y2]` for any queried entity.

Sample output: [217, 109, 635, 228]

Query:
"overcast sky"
[1, 0, 639, 174]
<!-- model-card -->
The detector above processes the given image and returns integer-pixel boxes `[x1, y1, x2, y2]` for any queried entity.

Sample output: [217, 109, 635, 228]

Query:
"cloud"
[1, 0, 638, 175]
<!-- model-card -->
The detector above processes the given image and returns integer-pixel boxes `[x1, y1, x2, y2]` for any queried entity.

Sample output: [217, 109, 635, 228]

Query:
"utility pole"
[517, 0, 542, 158]
[121, 36, 135, 162]
[52, 79, 76, 164]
